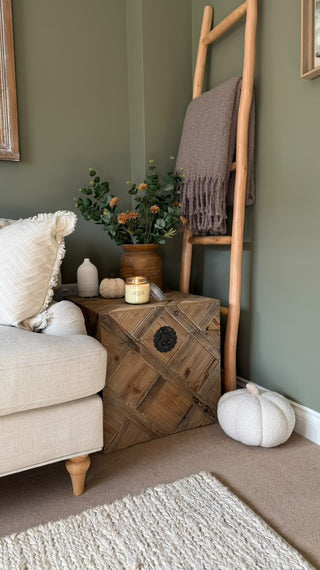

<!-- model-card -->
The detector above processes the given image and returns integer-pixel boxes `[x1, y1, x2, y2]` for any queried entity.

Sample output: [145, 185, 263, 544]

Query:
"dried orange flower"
[118, 212, 128, 224]
[150, 205, 160, 214]
[128, 211, 139, 220]
[180, 216, 187, 226]
[173, 201, 181, 207]
[109, 196, 119, 207]
[138, 183, 148, 192]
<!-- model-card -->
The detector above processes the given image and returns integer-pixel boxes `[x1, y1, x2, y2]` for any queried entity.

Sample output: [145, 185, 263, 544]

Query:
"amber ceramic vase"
[120, 244, 162, 288]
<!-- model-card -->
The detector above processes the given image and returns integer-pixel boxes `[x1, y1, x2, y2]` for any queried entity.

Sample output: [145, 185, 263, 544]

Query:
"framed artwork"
[301, 0, 320, 79]
[0, 0, 19, 160]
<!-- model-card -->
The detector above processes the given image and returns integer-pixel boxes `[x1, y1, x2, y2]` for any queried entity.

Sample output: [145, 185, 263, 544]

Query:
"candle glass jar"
[125, 276, 150, 305]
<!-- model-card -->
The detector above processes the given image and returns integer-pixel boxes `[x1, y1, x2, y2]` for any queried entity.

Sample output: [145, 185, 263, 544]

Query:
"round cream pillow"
[99, 277, 125, 298]
[217, 383, 295, 448]
[41, 301, 87, 336]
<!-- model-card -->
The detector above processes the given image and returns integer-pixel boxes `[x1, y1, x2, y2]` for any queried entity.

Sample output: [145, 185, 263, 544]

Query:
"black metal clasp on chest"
[153, 326, 177, 353]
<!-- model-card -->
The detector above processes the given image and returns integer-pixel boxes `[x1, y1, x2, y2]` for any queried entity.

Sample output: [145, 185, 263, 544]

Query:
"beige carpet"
[0, 425, 319, 568]
[0, 472, 313, 569]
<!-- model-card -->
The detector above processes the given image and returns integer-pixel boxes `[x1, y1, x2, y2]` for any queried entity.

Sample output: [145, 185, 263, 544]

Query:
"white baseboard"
[236, 377, 320, 446]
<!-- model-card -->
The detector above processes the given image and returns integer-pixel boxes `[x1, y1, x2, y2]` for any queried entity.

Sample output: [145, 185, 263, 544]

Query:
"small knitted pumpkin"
[217, 383, 295, 448]
[99, 277, 125, 298]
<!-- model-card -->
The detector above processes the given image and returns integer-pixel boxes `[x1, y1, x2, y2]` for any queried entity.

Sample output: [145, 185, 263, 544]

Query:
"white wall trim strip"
[236, 377, 320, 446]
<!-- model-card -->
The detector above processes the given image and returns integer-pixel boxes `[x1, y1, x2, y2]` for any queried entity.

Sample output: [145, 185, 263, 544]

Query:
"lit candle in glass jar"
[125, 276, 150, 304]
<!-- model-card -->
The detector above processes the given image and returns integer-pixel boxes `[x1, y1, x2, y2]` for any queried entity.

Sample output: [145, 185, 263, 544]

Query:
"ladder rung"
[220, 306, 229, 316]
[190, 236, 232, 245]
[204, 2, 247, 46]
[231, 161, 236, 171]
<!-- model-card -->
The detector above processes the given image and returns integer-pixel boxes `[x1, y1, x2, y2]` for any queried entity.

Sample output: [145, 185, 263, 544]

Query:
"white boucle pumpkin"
[217, 383, 295, 448]
[99, 277, 125, 298]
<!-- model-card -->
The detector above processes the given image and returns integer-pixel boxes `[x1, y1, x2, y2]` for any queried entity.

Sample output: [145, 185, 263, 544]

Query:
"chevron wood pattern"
[72, 292, 221, 453]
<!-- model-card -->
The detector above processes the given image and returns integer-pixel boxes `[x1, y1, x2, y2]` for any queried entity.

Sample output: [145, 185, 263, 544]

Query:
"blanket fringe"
[182, 177, 228, 235]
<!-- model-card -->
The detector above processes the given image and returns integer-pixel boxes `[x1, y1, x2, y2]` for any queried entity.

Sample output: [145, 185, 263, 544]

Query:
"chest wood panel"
[72, 292, 221, 453]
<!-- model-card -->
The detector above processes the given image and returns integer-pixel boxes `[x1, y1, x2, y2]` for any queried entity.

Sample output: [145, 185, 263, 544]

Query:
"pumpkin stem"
[246, 382, 260, 396]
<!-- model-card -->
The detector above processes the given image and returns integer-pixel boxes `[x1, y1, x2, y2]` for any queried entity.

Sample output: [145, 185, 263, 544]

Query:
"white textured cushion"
[0, 396, 103, 476]
[0, 211, 76, 331]
[217, 384, 295, 447]
[41, 301, 87, 336]
[0, 325, 107, 416]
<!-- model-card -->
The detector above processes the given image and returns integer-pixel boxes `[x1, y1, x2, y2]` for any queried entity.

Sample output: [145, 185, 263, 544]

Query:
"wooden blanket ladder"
[179, 0, 258, 392]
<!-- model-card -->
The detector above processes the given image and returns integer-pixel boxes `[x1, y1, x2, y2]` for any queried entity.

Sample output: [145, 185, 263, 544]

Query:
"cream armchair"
[0, 302, 107, 495]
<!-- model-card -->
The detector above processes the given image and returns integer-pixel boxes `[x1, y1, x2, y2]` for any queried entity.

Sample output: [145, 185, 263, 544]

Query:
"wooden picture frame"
[301, 0, 320, 79]
[0, 0, 19, 160]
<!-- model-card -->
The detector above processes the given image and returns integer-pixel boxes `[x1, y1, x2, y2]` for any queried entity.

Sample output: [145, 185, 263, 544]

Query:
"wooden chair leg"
[65, 454, 91, 496]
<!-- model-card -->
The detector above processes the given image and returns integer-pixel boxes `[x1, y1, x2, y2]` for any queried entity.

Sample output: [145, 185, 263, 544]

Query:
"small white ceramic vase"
[77, 258, 99, 297]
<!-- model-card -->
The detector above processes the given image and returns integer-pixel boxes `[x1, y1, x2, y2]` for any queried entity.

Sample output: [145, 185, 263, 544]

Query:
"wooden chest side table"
[71, 292, 220, 453]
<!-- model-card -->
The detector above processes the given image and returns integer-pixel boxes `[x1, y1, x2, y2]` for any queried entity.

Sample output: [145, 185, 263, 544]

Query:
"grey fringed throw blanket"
[176, 75, 255, 235]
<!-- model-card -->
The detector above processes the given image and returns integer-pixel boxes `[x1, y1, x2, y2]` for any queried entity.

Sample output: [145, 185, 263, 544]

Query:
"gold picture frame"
[301, 0, 320, 79]
[0, 0, 19, 160]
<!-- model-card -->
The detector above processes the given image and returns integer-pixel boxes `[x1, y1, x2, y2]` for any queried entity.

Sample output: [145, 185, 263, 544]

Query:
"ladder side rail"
[180, 6, 213, 293]
[193, 6, 213, 99]
[180, 229, 194, 293]
[224, 0, 258, 392]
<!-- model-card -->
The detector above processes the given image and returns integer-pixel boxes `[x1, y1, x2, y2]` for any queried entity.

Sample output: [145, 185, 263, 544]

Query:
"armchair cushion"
[0, 325, 107, 417]
[0, 396, 103, 477]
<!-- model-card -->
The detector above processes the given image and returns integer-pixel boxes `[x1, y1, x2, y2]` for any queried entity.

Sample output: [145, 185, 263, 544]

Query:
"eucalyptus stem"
[145, 213, 155, 244]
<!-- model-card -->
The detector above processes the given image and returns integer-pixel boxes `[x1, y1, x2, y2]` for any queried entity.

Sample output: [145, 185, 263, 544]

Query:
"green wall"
[192, 0, 320, 411]
[3, 1, 319, 411]
[2, 0, 191, 288]
[128, 0, 192, 289]
[4, 0, 132, 280]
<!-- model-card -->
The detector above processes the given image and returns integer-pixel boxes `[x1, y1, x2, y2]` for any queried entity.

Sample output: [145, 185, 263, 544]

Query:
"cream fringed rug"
[0, 472, 313, 570]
